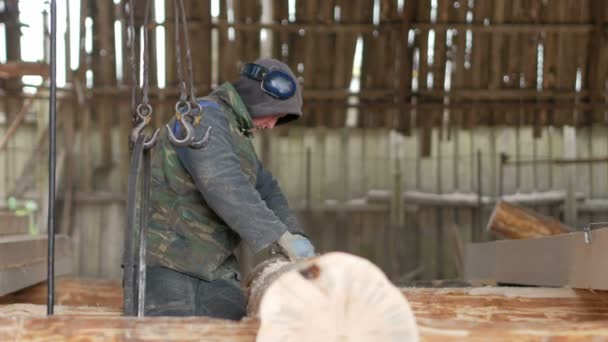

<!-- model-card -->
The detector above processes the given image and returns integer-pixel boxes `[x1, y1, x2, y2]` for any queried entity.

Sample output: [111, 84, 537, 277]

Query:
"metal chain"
[128, 0, 152, 118]
[177, 0, 196, 104]
[141, 0, 151, 108]
[127, 0, 138, 122]
[173, 0, 187, 104]
[164, 0, 211, 149]
[127, 0, 159, 149]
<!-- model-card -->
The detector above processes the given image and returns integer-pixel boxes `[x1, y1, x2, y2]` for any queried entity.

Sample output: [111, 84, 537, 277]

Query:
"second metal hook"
[165, 112, 195, 147]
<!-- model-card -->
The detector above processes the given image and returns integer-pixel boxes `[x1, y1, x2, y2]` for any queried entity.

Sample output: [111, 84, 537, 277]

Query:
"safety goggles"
[241, 63, 297, 100]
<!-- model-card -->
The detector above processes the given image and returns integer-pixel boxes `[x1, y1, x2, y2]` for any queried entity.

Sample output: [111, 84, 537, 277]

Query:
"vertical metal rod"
[306, 147, 311, 211]
[498, 153, 506, 198]
[436, 134, 443, 279]
[47, 0, 57, 316]
[137, 149, 151, 317]
[476, 150, 483, 242]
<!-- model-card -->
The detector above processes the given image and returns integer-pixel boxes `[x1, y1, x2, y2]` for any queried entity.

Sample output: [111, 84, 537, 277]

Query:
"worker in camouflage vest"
[145, 58, 315, 319]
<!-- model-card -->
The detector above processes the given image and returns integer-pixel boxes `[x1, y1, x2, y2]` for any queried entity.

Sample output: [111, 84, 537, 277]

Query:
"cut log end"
[253, 252, 419, 342]
[487, 200, 571, 239]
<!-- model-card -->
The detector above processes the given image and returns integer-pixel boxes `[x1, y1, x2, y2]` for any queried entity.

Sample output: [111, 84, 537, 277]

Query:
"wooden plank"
[0, 235, 71, 296]
[235, 0, 261, 63]
[396, 0, 418, 134]
[0, 212, 28, 236]
[0, 62, 49, 79]
[585, 0, 605, 119]
[0, 96, 37, 151]
[217, 0, 238, 83]
[95, 0, 116, 168]
[206, 20, 596, 33]
[191, 0, 212, 94]
[416, 0, 430, 91]
[0, 277, 123, 309]
[465, 227, 608, 290]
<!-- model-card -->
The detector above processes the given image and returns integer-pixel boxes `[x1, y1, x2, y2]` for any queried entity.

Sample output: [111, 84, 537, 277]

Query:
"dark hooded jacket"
[147, 60, 304, 281]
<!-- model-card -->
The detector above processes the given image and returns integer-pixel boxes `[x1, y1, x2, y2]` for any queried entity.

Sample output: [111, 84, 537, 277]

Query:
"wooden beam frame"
[0, 62, 49, 79]
[157, 20, 596, 33]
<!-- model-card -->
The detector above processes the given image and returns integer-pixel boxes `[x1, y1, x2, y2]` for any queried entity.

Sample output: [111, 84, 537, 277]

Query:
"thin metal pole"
[476, 150, 483, 242]
[47, 0, 57, 316]
[306, 147, 311, 211]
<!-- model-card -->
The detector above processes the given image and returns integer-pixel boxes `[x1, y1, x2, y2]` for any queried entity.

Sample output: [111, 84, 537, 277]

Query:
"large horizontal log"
[0, 315, 259, 341]
[0, 308, 607, 341]
[4, 278, 608, 324]
[3, 279, 608, 340]
[487, 200, 571, 239]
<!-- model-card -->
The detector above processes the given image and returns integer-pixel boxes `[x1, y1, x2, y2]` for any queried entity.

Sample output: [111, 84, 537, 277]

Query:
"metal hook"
[187, 100, 211, 149]
[165, 101, 194, 147]
[189, 126, 211, 149]
[130, 115, 160, 150]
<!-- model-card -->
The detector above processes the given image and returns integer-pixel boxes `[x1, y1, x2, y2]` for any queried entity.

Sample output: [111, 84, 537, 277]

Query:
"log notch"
[487, 200, 571, 239]
[245, 252, 419, 342]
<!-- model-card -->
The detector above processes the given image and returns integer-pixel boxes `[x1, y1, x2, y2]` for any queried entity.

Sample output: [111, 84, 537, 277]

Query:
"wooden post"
[563, 126, 578, 227]
[95, 0, 116, 168]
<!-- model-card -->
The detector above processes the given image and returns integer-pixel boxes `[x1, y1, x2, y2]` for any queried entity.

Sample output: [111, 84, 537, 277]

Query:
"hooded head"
[232, 58, 302, 126]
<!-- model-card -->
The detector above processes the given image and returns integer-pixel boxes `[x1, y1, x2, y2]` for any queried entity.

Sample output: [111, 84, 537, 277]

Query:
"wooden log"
[245, 252, 419, 342]
[0, 313, 608, 341]
[4, 279, 608, 340]
[487, 200, 571, 239]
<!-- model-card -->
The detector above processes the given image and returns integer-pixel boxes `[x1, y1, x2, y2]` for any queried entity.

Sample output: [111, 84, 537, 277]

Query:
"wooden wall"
[2, 0, 608, 281]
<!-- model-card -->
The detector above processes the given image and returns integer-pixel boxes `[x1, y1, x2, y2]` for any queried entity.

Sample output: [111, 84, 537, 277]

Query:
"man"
[145, 58, 315, 319]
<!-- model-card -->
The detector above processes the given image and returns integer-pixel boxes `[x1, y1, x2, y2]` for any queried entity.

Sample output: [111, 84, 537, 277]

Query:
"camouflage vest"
[147, 83, 258, 280]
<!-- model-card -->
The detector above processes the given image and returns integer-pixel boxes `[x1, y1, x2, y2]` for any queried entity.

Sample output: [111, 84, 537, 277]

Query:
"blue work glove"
[277, 231, 315, 260]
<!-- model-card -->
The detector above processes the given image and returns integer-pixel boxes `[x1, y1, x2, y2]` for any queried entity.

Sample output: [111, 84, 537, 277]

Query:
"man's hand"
[277, 231, 315, 260]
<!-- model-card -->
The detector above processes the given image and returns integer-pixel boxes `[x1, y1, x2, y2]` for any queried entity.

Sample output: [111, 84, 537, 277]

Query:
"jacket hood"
[232, 58, 302, 126]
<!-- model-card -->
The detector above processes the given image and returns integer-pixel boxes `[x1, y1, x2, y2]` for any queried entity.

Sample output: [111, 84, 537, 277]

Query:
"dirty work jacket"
[147, 82, 305, 281]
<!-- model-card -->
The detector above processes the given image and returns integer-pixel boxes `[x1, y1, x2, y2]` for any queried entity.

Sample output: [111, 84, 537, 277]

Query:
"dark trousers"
[144, 265, 246, 320]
